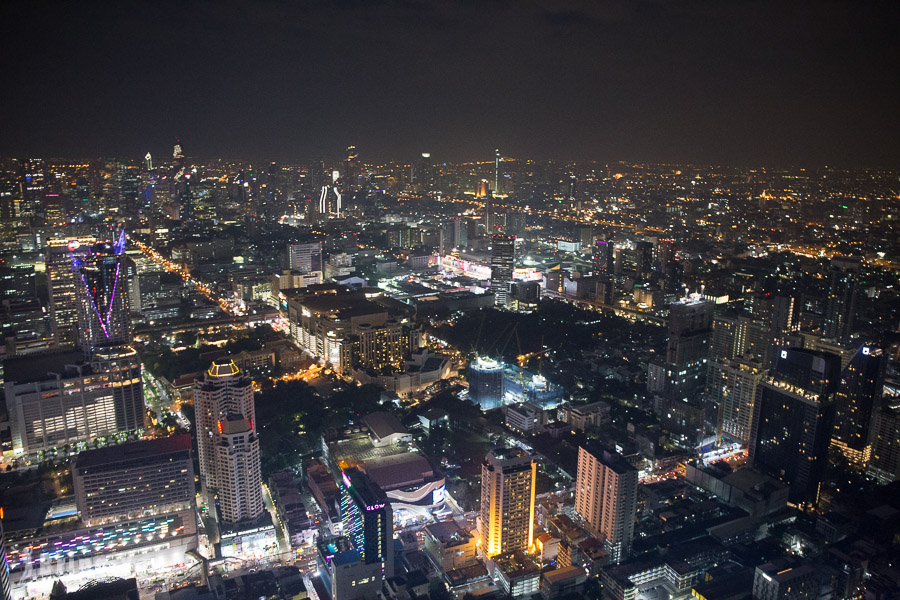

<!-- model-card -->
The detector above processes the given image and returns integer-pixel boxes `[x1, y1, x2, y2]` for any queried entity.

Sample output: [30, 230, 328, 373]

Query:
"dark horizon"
[3, 0, 899, 168]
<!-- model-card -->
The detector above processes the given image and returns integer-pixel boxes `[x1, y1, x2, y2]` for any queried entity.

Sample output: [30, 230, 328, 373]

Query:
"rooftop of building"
[362, 411, 408, 441]
[3, 350, 88, 383]
[423, 520, 472, 547]
[492, 550, 540, 579]
[73, 434, 192, 470]
[220, 413, 252, 435]
[581, 443, 637, 474]
[292, 289, 387, 320]
[207, 358, 241, 378]
[542, 565, 586, 584]
[363, 452, 436, 489]
[487, 447, 531, 463]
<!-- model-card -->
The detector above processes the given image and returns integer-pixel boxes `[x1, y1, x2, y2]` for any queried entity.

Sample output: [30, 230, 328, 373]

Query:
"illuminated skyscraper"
[490, 234, 516, 307]
[593, 239, 613, 275]
[193, 359, 257, 501]
[339, 467, 394, 580]
[480, 448, 535, 556]
[71, 233, 144, 434]
[749, 348, 840, 506]
[830, 345, 886, 466]
[867, 396, 900, 484]
[708, 357, 766, 445]
[215, 414, 264, 525]
[823, 257, 859, 343]
[468, 357, 505, 411]
[662, 296, 714, 399]
[72, 232, 131, 351]
[46, 236, 96, 348]
[574, 444, 638, 564]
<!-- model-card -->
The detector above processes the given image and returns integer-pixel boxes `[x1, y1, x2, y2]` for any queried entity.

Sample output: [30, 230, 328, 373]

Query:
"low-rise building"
[423, 521, 477, 572]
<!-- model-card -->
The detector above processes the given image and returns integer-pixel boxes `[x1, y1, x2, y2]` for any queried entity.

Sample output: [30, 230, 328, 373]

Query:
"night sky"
[3, 0, 899, 166]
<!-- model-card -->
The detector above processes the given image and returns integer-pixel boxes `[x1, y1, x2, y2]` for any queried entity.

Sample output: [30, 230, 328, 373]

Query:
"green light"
[842, 205, 848, 209]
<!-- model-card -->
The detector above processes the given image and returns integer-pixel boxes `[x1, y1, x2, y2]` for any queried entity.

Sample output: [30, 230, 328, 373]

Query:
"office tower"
[71, 234, 145, 434]
[867, 397, 900, 484]
[287, 241, 323, 273]
[593, 239, 613, 275]
[440, 218, 467, 253]
[46, 236, 96, 348]
[634, 241, 653, 279]
[17, 158, 45, 218]
[708, 357, 766, 445]
[664, 296, 714, 399]
[193, 359, 256, 497]
[73, 234, 132, 351]
[657, 239, 675, 274]
[215, 414, 264, 525]
[830, 345, 886, 466]
[823, 257, 859, 343]
[0, 264, 35, 300]
[490, 234, 516, 307]
[72, 434, 194, 525]
[469, 357, 505, 410]
[480, 448, 536, 557]
[749, 348, 841, 506]
[574, 444, 638, 564]
[340, 467, 394, 579]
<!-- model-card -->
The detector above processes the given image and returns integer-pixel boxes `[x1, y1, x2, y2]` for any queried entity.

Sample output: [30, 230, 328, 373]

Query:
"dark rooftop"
[4, 350, 88, 384]
[73, 434, 192, 470]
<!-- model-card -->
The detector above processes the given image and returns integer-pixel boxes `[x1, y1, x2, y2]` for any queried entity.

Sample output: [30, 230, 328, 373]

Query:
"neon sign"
[365, 504, 385, 511]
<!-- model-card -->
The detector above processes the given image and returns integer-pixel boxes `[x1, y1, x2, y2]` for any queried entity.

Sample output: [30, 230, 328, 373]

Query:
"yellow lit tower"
[479, 448, 536, 556]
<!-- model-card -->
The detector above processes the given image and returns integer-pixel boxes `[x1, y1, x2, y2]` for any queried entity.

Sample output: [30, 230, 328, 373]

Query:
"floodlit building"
[480, 448, 536, 557]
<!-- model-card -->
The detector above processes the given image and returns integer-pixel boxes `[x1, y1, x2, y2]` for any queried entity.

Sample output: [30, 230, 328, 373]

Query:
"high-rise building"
[8, 233, 145, 455]
[830, 345, 886, 466]
[72, 434, 195, 525]
[823, 257, 859, 343]
[708, 357, 766, 445]
[46, 236, 96, 348]
[660, 296, 714, 399]
[574, 444, 638, 564]
[634, 241, 653, 280]
[468, 357, 505, 410]
[748, 348, 841, 506]
[440, 218, 467, 253]
[287, 241, 323, 273]
[592, 239, 613, 275]
[490, 234, 516, 307]
[339, 467, 394, 579]
[193, 359, 256, 498]
[480, 448, 535, 557]
[72, 233, 132, 351]
[4, 351, 142, 455]
[71, 233, 144, 434]
[867, 396, 900, 484]
[215, 414, 264, 525]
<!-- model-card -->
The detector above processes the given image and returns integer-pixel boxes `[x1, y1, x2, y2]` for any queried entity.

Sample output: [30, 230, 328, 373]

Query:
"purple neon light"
[74, 257, 122, 339]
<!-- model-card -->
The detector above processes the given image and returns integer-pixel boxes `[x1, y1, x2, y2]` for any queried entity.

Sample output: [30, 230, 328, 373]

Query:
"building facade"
[574, 444, 638, 564]
[480, 448, 536, 557]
